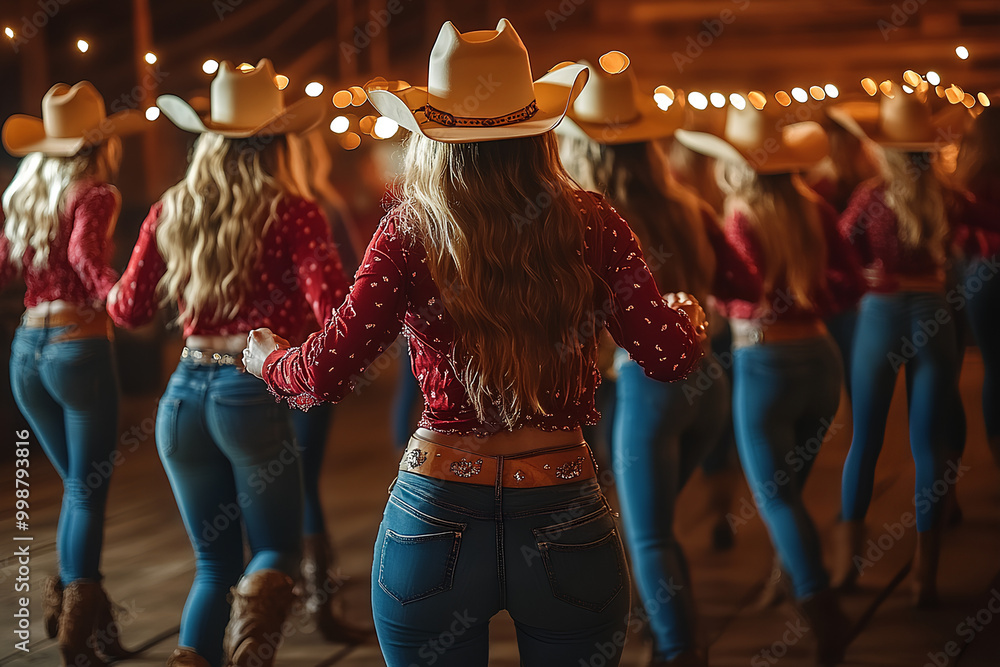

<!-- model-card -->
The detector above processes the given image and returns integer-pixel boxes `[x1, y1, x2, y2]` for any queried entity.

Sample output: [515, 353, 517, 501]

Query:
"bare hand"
[242, 328, 290, 379]
[664, 291, 708, 342]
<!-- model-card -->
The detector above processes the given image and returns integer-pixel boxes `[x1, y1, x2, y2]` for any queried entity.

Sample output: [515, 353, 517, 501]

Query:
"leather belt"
[731, 318, 827, 348]
[181, 347, 240, 366]
[21, 309, 112, 343]
[399, 436, 598, 488]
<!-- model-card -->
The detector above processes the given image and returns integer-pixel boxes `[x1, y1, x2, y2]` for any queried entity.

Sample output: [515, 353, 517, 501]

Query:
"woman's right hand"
[664, 291, 708, 341]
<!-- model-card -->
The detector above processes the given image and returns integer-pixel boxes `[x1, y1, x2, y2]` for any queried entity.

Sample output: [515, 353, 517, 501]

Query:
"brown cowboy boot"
[796, 588, 851, 667]
[166, 647, 211, 667]
[43, 576, 63, 639]
[301, 535, 370, 644]
[59, 581, 107, 667]
[223, 570, 296, 667]
[93, 585, 135, 660]
[912, 526, 942, 608]
[831, 521, 865, 590]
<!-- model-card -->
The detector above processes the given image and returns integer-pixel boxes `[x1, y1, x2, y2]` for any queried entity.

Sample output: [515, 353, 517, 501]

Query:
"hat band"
[418, 100, 538, 128]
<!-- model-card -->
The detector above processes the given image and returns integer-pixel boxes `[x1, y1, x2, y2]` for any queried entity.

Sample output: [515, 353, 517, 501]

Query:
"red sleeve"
[262, 219, 407, 409]
[837, 180, 881, 268]
[0, 231, 15, 291]
[107, 204, 167, 328]
[591, 195, 702, 382]
[284, 199, 350, 327]
[818, 202, 866, 314]
[67, 184, 121, 304]
[702, 207, 761, 303]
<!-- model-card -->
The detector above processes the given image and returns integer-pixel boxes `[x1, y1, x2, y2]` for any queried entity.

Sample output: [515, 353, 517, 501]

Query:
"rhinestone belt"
[398, 436, 598, 488]
[181, 346, 240, 366]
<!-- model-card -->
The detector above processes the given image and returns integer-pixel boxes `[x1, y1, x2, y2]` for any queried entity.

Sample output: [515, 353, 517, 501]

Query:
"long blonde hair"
[717, 161, 826, 308]
[396, 131, 596, 429]
[878, 148, 948, 266]
[156, 132, 310, 326]
[559, 135, 716, 299]
[2, 138, 121, 270]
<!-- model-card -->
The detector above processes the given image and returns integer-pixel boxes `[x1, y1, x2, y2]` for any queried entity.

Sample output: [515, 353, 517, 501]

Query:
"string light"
[332, 90, 353, 108]
[809, 85, 825, 100]
[879, 80, 894, 97]
[144, 106, 160, 121]
[861, 78, 877, 96]
[748, 91, 767, 110]
[687, 91, 708, 110]
[902, 70, 921, 86]
[340, 132, 361, 150]
[4, 27, 14, 39]
[144, 52, 157, 64]
[359, 115, 376, 134]
[653, 85, 674, 110]
[274, 75, 289, 90]
[76, 39, 89, 53]
[729, 93, 747, 110]
[926, 71, 941, 85]
[202, 59, 219, 74]
[978, 92, 991, 107]
[709, 92, 725, 108]
[824, 84, 839, 98]
[330, 116, 349, 133]
[962, 92, 975, 108]
[373, 117, 399, 139]
[791, 87, 808, 103]
[238, 62, 254, 71]
[955, 45, 969, 60]
[305, 82, 324, 97]
[902, 84, 914, 94]
[349, 86, 367, 105]
[599, 50, 629, 74]
[775, 91, 791, 106]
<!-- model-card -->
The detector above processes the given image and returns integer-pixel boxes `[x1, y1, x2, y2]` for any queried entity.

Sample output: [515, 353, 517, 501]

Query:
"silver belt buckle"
[748, 327, 764, 345]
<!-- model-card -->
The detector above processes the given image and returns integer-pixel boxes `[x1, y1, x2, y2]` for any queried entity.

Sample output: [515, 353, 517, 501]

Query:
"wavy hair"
[559, 135, 716, 299]
[395, 131, 596, 429]
[717, 161, 827, 308]
[878, 148, 948, 266]
[2, 138, 121, 270]
[155, 132, 310, 327]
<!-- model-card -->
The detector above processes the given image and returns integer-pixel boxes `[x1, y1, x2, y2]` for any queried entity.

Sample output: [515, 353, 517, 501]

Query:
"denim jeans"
[842, 292, 960, 532]
[290, 402, 334, 536]
[963, 257, 1000, 437]
[156, 360, 304, 667]
[611, 348, 728, 660]
[372, 470, 630, 667]
[9, 325, 119, 584]
[732, 335, 842, 599]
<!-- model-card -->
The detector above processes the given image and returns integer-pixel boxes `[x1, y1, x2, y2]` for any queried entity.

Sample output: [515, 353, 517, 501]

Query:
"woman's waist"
[21, 300, 110, 340]
[413, 426, 585, 457]
[730, 317, 827, 348]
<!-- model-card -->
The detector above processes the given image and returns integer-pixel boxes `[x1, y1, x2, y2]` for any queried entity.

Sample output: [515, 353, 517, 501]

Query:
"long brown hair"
[395, 131, 596, 429]
[156, 132, 310, 327]
[717, 161, 827, 308]
[560, 135, 716, 299]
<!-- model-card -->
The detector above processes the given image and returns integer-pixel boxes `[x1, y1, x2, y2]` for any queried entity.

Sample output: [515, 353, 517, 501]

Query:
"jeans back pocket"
[377, 496, 464, 605]
[534, 510, 625, 612]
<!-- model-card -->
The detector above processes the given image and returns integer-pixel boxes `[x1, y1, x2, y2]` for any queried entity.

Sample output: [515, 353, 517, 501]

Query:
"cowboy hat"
[3, 81, 146, 157]
[827, 83, 949, 151]
[365, 19, 589, 143]
[157, 59, 324, 137]
[674, 101, 828, 174]
[557, 52, 683, 145]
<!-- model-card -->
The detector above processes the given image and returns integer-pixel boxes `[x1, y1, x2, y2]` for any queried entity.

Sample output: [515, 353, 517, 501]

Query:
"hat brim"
[828, 103, 947, 151]
[3, 110, 147, 157]
[366, 63, 589, 143]
[675, 122, 828, 174]
[156, 94, 326, 137]
[560, 95, 683, 145]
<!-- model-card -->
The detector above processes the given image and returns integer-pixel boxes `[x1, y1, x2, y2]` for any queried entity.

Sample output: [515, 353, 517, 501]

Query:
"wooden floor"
[2, 347, 999, 666]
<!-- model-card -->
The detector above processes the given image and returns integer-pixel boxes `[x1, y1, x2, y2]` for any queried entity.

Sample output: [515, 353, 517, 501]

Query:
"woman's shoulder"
[273, 194, 324, 226]
[66, 180, 121, 212]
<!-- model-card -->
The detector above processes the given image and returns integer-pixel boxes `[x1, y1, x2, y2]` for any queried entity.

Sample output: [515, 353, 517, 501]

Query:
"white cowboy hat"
[674, 102, 829, 174]
[3, 81, 146, 157]
[557, 52, 683, 145]
[157, 59, 324, 137]
[365, 19, 589, 143]
[828, 83, 955, 151]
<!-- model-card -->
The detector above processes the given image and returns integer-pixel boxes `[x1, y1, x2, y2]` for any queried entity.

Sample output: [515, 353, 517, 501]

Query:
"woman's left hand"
[243, 328, 290, 379]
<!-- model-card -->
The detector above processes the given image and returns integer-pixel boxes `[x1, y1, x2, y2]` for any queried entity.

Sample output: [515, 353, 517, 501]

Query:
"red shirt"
[263, 191, 703, 436]
[0, 181, 121, 308]
[109, 196, 349, 341]
[716, 203, 866, 321]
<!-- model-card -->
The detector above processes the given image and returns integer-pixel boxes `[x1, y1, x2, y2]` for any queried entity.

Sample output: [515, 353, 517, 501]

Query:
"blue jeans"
[842, 292, 960, 532]
[733, 335, 842, 599]
[611, 349, 728, 660]
[9, 325, 119, 584]
[963, 256, 1000, 437]
[372, 470, 630, 667]
[156, 360, 304, 667]
[290, 402, 334, 536]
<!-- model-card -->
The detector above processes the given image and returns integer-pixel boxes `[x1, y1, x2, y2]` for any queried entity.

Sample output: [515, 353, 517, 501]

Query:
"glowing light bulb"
[978, 92, 991, 107]
[4, 27, 14, 39]
[748, 91, 767, 110]
[824, 84, 839, 98]
[373, 117, 399, 139]
[902, 70, 921, 87]
[330, 116, 349, 134]
[332, 90, 353, 108]
[775, 91, 791, 107]
[144, 52, 157, 64]
[861, 78, 878, 96]
[791, 87, 808, 103]
[76, 39, 89, 53]
[144, 106, 160, 121]
[809, 86, 825, 101]
[341, 132, 361, 150]
[955, 45, 969, 60]
[305, 82, 324, 97]
[709, 92, 725, 108]
[599, 51, 629, 74]
[729, 93, 747, 110]
[202, 59, 219, 74]
[902, 84, 914, 94]
[688, 92, 708, 110]
[274, 75, 289, 90]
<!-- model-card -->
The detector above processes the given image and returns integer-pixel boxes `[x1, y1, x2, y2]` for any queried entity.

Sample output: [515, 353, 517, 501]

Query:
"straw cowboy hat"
[828, 83, 953, 151]
[365, 18, 589, 143]
[157, 59, 324, 137]
[674, 102, 829, 174]
[3, 81, 145, 157]
[558, 52, 684, 145]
